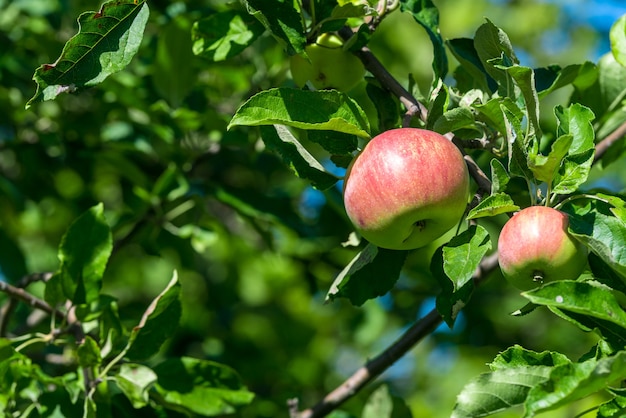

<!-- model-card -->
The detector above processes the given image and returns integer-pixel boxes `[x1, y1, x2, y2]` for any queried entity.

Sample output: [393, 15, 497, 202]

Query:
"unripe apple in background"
[343, 128, 470, 250]
[498, 206, 588, 290]
[290, 33, 366, 92]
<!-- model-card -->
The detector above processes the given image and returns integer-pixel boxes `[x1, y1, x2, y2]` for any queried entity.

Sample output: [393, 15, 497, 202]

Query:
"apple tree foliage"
[2, 0, 626, 417]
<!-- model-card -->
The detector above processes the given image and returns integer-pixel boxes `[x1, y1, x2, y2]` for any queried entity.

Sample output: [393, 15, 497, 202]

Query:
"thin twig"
[338, 26, 428, 125]
[593, 120, 626, 165]
[291, 252, 500, 418]
[0, 279, 63, 322]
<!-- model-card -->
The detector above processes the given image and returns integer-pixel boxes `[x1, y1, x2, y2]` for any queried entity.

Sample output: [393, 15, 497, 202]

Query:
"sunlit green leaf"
[473, 19, 518, 96]
[523, 281, 626, 330]
[490, 158, 510, 195]
[27, 0, 149, 108]
[443, 225, 492, 291]
[192, 10, 264, 62]
[525, 351, 626, 417]
[452, 365, 552, 417]
[528, 134, 572, 184]
[610, 14, 626, 67]
[466, 193, 519, 219]
[501, 65, 541, 138]
[565, 199, 626, 283]
[243, 0, 305, 55]
[114, 363, 157, 408]
[432, 106, 477, 135]
[434, 225, 491, 327]
[229, 88, 371, 138]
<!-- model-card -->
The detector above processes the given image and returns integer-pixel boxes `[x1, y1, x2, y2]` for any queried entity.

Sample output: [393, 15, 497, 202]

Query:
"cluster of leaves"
[5, 0, 626, 417]
[1, 204, 253, 416]
[222, 1, 626, 417]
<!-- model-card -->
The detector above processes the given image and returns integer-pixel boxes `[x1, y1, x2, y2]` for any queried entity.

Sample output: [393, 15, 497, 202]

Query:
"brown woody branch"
[290, 24, 497, 418]
[0, 275, 62, 324]
[290, 252, 500, 418]
[593, 120, 626, 165]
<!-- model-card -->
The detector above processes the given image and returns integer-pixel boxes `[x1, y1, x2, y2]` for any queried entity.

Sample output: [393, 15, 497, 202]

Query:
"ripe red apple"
[498, 206, 588, 290]
[343, 128, 470, 250]
[290, 33, 365, 92]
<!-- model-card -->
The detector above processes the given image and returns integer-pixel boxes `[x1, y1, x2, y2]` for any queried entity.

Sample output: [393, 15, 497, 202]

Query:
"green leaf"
[27, 0, 149, 108]
[473, 19, 518, 96]
[365, 82, 401, 132]
[565, 199, 626, 283]
[447, 37, 495, 92]
[535, 63, 589, 98]
[452, 366, 552, 417]
[474, 96, 523, 140]
[125, 272, 182, 361]
[229, 88, 371, 138]
[153, 357, 255, 416]
[501, 105, 533, 181]
[306, 130, 358, 155]
[598, 394, 626, 418]
[547, 308, 626, 349]
[527, 134, 573, 185]
[192, 10, 265, 62]
[523, 281, 626, 330]
[427, 79, 449, 130]
[553, 103, 595, 155]
[77, 336, 102, 368]
[466, 193, 520, 219]
[502, 65, 541, 138]
[114, 363, 157, 408]
[333, 2, 375, 19]
[490, 158, 510, 195]
[259, 125, 340, 190]
[525, 351, 626, 417]
[610, 14, 626, 67]
[243, 0, 305, 55]
[399, 0, 447, 80]
[362, 385, 394, 418]
[434, 226, 492, 326]
[432, 107, 477, 135]
[588, 252, 626, 297]
[326, 243, 408, 306]
[443, 225, 492, 291]
[452, 346, 571, 418]
[490, 345, 571, 370]
[45, 203, 113, 306]
[552, 148, 594, 195]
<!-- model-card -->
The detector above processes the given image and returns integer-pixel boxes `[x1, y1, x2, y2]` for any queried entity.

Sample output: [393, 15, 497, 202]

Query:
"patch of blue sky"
[541, 0, 625, 58]
[298, 158, 347, 220]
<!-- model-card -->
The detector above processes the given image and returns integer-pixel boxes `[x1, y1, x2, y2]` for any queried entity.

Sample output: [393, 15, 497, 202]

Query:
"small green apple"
[290, 33, 366, 91]
[343, 128, 470, 250]
[498, 206, 588, 290]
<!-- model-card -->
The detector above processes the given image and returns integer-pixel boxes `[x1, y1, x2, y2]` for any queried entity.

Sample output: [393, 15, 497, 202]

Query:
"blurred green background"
[1, 0, 624, 416]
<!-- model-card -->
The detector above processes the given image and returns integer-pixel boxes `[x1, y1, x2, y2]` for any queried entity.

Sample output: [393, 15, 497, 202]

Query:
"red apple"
[498, 206, 588, 290]
[343, 128, 470, 250]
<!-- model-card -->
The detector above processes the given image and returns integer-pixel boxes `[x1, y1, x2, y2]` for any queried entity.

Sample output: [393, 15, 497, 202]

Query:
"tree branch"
[0, 275, 63, 323]
[593, 120, 626, 165]
[291, 252, 500, 418]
